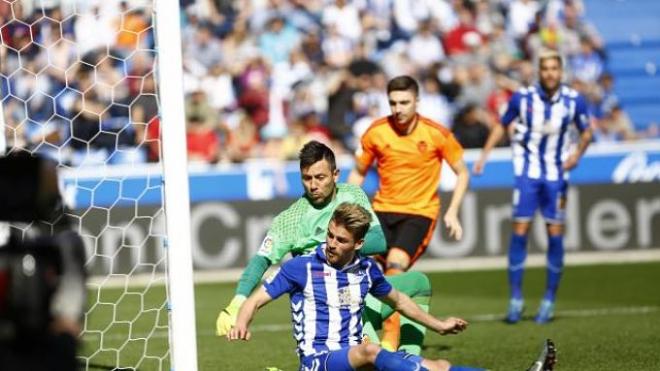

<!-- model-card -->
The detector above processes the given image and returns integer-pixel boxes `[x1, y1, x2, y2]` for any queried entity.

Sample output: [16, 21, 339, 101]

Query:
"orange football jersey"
[355, 114, 464, 220]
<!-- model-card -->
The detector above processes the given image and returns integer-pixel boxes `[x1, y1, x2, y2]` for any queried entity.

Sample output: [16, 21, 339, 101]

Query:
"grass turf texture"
[81, 261, 660, 370]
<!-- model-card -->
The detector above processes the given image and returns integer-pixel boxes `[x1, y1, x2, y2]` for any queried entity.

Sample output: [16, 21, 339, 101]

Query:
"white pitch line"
[80, 305, 659, 342]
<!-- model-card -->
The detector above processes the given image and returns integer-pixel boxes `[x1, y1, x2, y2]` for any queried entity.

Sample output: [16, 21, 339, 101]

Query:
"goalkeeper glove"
[216, 295, 246, 336]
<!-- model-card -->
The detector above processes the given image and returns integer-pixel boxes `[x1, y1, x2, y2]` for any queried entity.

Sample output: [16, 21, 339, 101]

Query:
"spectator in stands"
[321, 24, 354, 68]
[185, 22, 224, 73]
[200, 63, 237, 113]
[456, 63, 495, 107]
[258, 14, 300, 65]
[221, 18, 259, 75]
[186, 90, 221, 130]
[594, 102, 637, 142]
[322, 0, 362, 42]
[186, 115, 221, 163]
[570, 36, 605, 83]
[226, 111, 260, 163]
[0, 0, 639, 166]
[407, 19, 446, 71]
[126, 51, 155, 98]
[74, 5, 115, 56]
[443, 6, 483, 57]
[418, 74, 453, 127]
[114, 1, 150, 54]
[238, 59, 270, 131]
[507, 0, 539, 42]
[131, 73, 160, 162]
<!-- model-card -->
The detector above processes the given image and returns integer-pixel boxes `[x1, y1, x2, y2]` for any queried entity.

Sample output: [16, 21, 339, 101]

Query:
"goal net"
[1, 0, 195, 369]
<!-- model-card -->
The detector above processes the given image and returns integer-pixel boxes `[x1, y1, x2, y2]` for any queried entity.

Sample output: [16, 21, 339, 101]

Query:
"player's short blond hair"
[331, 203, 372, 241]
[538, 49, 563, 68]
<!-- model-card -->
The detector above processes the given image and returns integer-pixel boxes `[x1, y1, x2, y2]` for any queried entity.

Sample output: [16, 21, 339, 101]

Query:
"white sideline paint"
[81, 305, 660, 342]
[87, 249, 660, 289]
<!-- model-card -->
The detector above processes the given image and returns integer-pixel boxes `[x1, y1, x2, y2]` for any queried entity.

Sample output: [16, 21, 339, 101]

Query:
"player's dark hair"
[299, 140, 336, 171]
[387, 75, 419, 97]
[331, 203, 372, 241]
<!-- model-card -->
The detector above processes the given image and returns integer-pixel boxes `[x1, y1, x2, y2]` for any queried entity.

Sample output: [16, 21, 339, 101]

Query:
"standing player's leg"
[362, 271, 432, 355]
[506, 177, 540, 323]
[535, 180, 568, 323]
[377, 213, 435, 351]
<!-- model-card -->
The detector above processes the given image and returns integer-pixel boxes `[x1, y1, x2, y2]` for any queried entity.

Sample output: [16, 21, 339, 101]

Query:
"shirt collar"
[316, 243, 361, 271]
[535, 83, 562, 103]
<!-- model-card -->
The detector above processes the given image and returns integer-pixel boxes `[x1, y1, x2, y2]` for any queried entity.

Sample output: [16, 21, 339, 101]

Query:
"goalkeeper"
[217, 140, 432, 355]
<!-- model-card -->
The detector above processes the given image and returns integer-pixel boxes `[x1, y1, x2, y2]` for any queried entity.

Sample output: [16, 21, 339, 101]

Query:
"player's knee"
[546, 223, 563, 236]
[513, 222, 530, 235]
[387, 247, 411, 266]
[358, 343, 382, 362]
[407, 271, 431, 296]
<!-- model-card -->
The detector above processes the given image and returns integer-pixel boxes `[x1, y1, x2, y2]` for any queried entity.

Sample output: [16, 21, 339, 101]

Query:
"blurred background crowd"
[0, 0, 657, 166]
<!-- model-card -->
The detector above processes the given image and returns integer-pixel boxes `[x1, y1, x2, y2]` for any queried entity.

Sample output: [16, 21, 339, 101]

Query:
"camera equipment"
[0, 153, 87, 371]
[0, 152, 63, 223]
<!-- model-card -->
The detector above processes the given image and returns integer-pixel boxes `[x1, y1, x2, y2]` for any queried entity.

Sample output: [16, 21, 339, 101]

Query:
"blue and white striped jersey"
[263, 244, 392, 357]
[501, 84, 590, 181]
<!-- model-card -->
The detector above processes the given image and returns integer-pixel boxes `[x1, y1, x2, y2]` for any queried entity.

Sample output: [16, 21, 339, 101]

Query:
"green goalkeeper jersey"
[256, 183, 384, 264]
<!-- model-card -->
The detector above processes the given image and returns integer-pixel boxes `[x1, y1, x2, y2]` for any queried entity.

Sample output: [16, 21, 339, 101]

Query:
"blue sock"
[374, 349, 426, 371]
[545, 235, 564, 301]
[450, 366, 486, 371]
[508, 233, 528, 300]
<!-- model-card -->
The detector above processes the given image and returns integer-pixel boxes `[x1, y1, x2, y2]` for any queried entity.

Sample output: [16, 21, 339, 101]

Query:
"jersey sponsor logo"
[258, 236, 273, 256]
[541, 120, 559, 135]
[312, 271, 331, 277]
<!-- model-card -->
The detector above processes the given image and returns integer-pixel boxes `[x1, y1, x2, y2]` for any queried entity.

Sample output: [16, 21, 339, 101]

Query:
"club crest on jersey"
[258, 236, 273, 255]
[338, 287, 360, 307]
[417, 140, 428, 153]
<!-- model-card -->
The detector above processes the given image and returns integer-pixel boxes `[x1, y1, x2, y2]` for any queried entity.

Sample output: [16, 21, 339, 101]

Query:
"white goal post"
[154, 0, 199, 369]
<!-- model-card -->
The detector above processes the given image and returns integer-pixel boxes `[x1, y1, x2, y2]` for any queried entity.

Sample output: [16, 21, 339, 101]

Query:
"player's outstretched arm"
[473, 123, 505, 175]
[444, 159, 469, 241]
[379, 288, 468, 335]
[563, 127, 593, 171]
[227, 287, 273, 341]
[216, 255, 272, 336]
[347, 167, 366, 186]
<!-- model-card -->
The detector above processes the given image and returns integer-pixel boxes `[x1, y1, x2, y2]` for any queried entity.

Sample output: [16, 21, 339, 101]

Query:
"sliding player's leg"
[377, 212, 435, 351]
[347, 343, 487, 371]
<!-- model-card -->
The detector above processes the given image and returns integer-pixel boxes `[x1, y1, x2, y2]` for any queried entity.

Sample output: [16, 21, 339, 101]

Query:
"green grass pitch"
[81, 261, 660, 370]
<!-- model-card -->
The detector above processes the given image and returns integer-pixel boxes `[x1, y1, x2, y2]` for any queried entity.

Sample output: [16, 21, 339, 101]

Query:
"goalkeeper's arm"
[216, 255, 271, 336]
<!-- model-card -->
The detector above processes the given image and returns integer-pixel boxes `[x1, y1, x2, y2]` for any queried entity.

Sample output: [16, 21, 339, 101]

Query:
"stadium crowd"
[0, 0, 655, 166]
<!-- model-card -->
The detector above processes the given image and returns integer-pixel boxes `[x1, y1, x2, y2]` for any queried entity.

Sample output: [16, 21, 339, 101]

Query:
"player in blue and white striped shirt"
[474, 50, 593, 324]
[228, 203, 489, 371]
